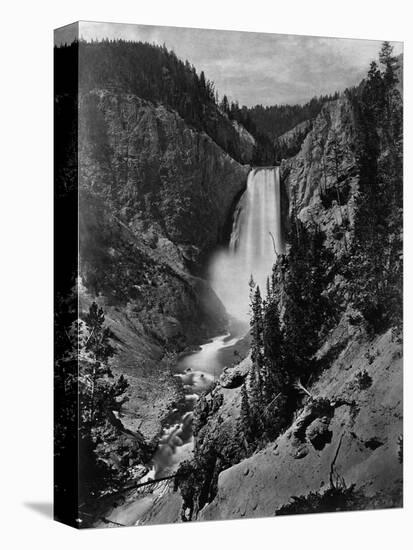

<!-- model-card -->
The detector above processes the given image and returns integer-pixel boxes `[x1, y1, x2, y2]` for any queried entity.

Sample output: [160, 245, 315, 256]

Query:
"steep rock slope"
[280, 97, 359, 257]
[80, 90, 251, 263]
[162, 90, 402, 523]
[230, 119, 256, 162]
[274, 119, 312, 160]
[78, 39, 257, 166]
[200, 327, 402, 520]
[78, 90, 250, 437]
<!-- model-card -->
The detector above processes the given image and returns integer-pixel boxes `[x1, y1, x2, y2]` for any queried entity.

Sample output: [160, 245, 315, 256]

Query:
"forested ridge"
[54, 37, 402, 525]
[54, 297, 154, 524]
[56, 39, 340, 165]
[247, 93, 339, 140]
[175, 42, 403, 519]
[56, 39, 260, 163]
[345, 44, 403, 333]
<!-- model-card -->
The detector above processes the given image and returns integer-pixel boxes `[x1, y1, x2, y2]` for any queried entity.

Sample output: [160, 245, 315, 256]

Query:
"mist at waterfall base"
[209, 167, 285, 325]
[150, 167, 285, 480]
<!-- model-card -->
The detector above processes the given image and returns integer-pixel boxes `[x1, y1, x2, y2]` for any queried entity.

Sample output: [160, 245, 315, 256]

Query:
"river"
[150, 166, 285, 478]
[98, 166, 284, 526]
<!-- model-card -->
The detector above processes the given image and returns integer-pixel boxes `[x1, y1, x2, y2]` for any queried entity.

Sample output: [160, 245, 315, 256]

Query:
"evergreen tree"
[220, 94, 230, 114]
[262, 298, 286, 394]
[240, 383, 252, 442]
[347, 41, 402, 332]
[248, 362, 264, 436]
[379, 41, 399, 89]
[279, 222, 336, 380]
[80, 303, 124, 426]
[250, 286, 264, 364]
[248, 274, 256, 304]
[266, 276, 271, 301]
[76, 303, 136, 504]
[247, 285, 266, 436]
[199, 70, 206, 91]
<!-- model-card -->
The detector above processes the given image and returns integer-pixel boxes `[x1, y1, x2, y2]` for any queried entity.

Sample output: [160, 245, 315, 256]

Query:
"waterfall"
[209, 167, 284, 324]
[149, 167, 285, 480]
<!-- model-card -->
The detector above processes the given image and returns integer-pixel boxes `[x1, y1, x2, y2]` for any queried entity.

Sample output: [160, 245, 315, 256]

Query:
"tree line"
[246, 93, 340, 141]
[56, 39, 267, 164]
[344, 42, 402, 333]
[175, 43, 403, 518]
[240, 41, 403, 448]
[240, 220, 338, 446]
[55, 298, 151, 525]
[56, 39, 339, 165]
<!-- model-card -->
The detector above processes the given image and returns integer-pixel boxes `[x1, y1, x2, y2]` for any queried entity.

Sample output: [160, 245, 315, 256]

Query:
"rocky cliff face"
[200, 326, 402, 521]
[230, 118, 256, 162]
[159, 93, 402, 523]
[274, 119, 312, 160]
[280, 97, 359, 258]
[78, 90, 250, 437]
[80, 90, 251, 263]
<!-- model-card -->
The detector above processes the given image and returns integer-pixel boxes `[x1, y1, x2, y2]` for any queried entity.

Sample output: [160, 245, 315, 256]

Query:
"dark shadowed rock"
[220, 355, 251, 388]
[280, 97, 359, 259]
[78, 90, 251, 439]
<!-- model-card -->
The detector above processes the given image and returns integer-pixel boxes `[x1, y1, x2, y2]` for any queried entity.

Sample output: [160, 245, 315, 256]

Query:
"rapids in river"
[101, 167, 285, 526]
[151, 167, 285, 478]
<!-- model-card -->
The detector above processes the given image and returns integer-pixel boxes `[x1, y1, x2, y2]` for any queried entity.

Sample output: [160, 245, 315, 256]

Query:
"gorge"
[210, 166, 285, 324]
[54, 35, 403, 528]
[150, 166, 287, 475]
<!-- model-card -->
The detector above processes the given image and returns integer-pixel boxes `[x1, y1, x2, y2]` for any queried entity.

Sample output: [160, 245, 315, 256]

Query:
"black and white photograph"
[53, 20, 403, 528]
[3, 3, 411, 547]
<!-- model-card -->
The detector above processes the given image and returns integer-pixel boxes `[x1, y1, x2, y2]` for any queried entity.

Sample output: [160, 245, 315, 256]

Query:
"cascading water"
[148, 167, 285, 480]
[100, 169, 286, 524]
[209, 166, 285, 324]
[108, 167, 285, 525]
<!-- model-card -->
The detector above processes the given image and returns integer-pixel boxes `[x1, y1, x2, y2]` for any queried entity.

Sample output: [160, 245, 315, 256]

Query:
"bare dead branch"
[293, 378, 312, 397]
[264, 392, 282, 412]
[329, 431, 345, 489]
[269, 231, 278, 256]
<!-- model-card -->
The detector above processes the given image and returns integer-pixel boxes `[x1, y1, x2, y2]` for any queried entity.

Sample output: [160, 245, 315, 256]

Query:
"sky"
[55, 21, 403, 107]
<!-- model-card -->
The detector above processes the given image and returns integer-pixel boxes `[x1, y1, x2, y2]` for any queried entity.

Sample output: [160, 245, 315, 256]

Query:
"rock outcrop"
[156, 92, 402, 524]
[199, 327, 402, 521]
[220, 355, 251, 389]
[280, 97, 359, 257]
[275, 119, 312, 159]
[78, 90, 251, 438]
[230, 119, 256, 162]
[80, 90, 251, 262]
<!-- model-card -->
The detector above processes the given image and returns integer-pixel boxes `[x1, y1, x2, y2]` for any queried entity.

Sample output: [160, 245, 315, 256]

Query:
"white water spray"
[209, 167, 285, 323]
[148, 167, 285, 481]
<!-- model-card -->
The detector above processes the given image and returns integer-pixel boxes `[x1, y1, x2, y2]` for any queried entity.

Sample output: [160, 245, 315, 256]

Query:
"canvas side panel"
[54, 22, 80, 529]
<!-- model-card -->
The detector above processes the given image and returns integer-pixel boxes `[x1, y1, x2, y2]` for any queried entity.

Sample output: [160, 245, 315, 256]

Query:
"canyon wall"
[280, 97, 359, 257]
[78, 90, 251, 437]
[180, 92, 402, 523]
[200, 327, 402, 521]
